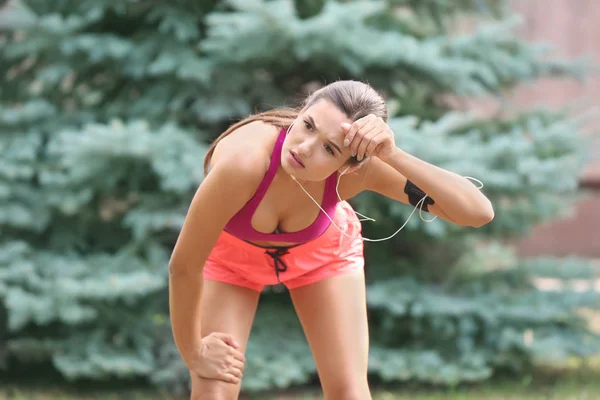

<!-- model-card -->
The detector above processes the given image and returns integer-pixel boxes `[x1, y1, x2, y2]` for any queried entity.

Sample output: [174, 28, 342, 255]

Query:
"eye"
[324, 145, 335, 156]
[303, 120, 313, 131]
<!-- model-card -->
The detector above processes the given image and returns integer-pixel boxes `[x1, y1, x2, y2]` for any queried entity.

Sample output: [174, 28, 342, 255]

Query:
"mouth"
[289, 151, 305, 168]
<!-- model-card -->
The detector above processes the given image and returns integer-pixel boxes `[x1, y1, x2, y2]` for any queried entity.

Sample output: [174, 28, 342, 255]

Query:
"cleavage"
[250, 175, 325, 235]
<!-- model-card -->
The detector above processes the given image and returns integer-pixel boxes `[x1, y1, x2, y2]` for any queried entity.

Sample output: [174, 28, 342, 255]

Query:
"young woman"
[168, 80, 494, 400]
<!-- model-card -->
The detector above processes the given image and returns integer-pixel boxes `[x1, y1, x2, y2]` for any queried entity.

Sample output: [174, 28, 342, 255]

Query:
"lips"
[289, 151, 305, 168]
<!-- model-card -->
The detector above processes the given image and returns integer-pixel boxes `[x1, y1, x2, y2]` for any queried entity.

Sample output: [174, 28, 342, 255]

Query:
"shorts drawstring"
[265, 248, 290, 283]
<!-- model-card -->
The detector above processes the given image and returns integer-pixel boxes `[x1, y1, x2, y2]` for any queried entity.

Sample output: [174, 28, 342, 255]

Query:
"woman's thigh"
[289, 269, 371, 400]
[190, 279, 261, 400]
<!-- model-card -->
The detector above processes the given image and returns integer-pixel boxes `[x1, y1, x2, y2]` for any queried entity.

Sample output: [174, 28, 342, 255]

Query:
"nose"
[298, 141, 312, 157]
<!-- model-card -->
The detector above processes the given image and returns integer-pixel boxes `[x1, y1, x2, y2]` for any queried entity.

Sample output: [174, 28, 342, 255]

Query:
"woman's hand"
[341, 114, 397, 162]
[189, 332, 246, 384]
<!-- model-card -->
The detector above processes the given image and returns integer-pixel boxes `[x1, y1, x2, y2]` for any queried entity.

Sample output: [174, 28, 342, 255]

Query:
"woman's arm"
[341, 115, 494, 228]
[364, 151, 494, 227]
[168, 155, 263, 369]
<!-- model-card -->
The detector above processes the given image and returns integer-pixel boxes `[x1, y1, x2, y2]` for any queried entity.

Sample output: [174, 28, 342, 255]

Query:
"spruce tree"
[0, 0, 597, 394]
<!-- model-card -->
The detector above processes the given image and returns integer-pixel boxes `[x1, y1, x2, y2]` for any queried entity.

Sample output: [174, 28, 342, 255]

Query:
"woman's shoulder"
[209, 120, 280, 183]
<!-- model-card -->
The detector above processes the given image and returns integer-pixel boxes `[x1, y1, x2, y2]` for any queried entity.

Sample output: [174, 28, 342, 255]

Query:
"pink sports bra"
[224, 127, 339, 243]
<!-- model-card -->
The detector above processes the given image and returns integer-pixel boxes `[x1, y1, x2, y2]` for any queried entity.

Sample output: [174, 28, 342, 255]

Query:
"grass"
[2, 364, 600, 400]
[4, 311, 599, 399]
[253, 362, 600, 400]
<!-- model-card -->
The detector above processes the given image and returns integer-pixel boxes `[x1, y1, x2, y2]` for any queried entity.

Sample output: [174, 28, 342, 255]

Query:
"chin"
[281, 162, 297, 176]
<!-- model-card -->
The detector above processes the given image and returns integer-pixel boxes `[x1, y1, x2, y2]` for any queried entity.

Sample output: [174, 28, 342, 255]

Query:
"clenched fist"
[189, 332, 246, 384]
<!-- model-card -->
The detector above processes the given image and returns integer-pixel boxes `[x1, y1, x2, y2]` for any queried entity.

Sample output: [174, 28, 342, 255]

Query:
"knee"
[190, 374, 240, 400]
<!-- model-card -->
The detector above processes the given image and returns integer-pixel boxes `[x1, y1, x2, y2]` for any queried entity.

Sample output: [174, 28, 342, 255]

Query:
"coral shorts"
[203, 201, 364, 292]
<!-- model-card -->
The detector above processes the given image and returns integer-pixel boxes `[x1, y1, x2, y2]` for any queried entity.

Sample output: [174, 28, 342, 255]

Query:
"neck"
[290, 174, 313, 187]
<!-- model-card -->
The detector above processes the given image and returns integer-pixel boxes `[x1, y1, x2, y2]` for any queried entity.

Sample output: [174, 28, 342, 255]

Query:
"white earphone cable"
[286, 119, 484, 242]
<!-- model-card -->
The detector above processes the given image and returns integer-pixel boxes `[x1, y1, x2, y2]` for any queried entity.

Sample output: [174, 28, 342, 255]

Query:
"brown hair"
[203, 80, 387, 175]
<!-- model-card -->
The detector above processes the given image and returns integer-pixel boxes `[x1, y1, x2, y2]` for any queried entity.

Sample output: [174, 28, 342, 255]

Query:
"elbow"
[168, 260, 195, 278]
[469, 203, 495, 228]
[168, 262, 182, 278]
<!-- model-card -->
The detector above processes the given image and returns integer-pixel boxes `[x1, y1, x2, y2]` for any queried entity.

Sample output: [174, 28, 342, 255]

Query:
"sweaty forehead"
[305, 100, 350, 139]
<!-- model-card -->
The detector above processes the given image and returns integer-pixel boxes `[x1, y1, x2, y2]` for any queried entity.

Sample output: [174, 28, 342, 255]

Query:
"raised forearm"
[384, 148, 494, 227]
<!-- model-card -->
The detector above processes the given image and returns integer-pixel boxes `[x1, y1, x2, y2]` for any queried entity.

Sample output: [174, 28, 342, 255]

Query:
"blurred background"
[0, 0, 598, 399]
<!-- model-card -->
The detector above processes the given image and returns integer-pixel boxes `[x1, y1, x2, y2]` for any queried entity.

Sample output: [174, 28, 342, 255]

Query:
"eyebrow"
[307, 115, 343, 155]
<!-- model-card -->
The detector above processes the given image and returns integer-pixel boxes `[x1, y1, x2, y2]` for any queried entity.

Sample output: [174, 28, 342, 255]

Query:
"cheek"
[314, 154, 343, 173]
[286, 129, 303, 144]
[282, 133, 298, 149]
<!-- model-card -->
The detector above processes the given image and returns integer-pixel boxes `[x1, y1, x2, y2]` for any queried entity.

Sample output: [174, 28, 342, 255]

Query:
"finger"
[364, 132, 385, 158]
[227, 365, 243, 379]
[348, 121, 375, 156]
[341, 122, 352, 135]
[212, 332, 240, 349]
[355, 125, 380, 159]
[231, 358, 245, 372]
[344, 118, 370, 149]
[354, 124, 379, 160]
[229, 347, 246, 363]
[218, 371, 241, 385]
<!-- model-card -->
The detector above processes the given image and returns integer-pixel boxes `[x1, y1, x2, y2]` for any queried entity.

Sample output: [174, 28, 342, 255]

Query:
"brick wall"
[508, 0, 600, 258]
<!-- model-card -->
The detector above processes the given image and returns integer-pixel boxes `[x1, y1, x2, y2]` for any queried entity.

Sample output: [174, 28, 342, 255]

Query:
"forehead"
[304, 99, 349, 129]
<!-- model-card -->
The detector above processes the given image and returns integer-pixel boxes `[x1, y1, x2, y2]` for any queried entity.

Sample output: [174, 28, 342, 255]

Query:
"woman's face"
[281, 99, 355, 182]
